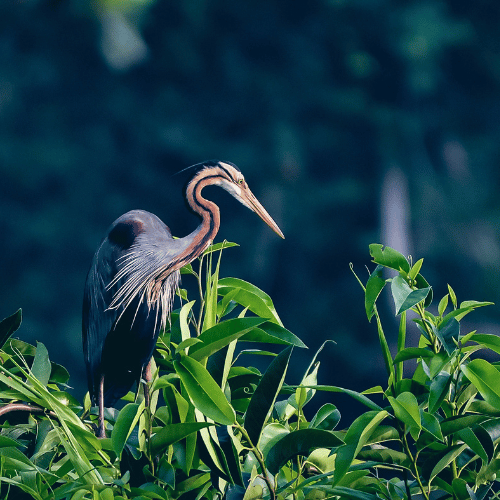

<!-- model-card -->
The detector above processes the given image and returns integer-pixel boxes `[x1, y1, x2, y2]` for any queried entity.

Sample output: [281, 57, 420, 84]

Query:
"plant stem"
[196, 255, 206, 334]
[415, 303, 438, 352]
[236, 423, 275, 500]
[401, 432, 429, 500]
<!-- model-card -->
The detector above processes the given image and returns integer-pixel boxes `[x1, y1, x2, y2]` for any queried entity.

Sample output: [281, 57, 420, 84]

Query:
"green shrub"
[0, 242, 499, 499]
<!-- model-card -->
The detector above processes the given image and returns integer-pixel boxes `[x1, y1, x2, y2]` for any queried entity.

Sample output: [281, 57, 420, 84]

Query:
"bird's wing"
[82, 210, 181, 404]
[82, 235, 122, 403]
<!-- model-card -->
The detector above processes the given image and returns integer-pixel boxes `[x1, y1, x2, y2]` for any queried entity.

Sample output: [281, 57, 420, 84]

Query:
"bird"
[82, 160, 284, 437]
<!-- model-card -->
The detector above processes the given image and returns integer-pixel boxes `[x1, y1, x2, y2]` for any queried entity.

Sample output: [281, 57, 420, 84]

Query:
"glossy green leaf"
[189, 317, 267, 361]
[448, 284, 457, 309]
[180, 263, 196, 275]
[333, 410, 388, 484]
[391, 276, 431, 315]
[441, 415, 490, 436]
[49, 362, 70, 385]
[438, 294, 449, 317]
[369, 244, 410, 273]
[179, 300, 195, 342]
[111, 402, 145, 458]
[460, 300, 494, 309]
[304, 385, 382, 411]
[150, 422, 213, 457]
[309, 403, 341, 430]
[0, 447, 37, 470]
[469, 334, 500, 355]
[434, 317, 460, 355]
[203, 241, 239, 255]
[365, 265, 385, 321]
[356, 447, 410, 469]
[461, 359, 500, 410]
[245, 322, 307, 348]
[429, 444, 467, 482]
[393, 347, 433, 363]
[0, 309, 22, 348]
[244, 345, 293, 445]
[442, 301, 494, 323]
[31, 342, 51, 387]
[457, 427, 491, 464]
[217, 278, 282, 325]
[407, 278, 430, 313]
[408, 258, 424, 280]
[265, 429, 344, 475]
[387, 392, 421, 430]
[174, 354, 235, 425]
[258, 423, 290, 456]
[421, 411, 443, 440]
[428, 372, 452, 414]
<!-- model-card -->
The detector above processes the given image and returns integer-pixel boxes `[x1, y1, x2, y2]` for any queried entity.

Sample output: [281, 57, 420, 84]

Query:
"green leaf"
[460, 300, 494, 309]
[303, 385, 382, 411]
[415, 273, 433, 307]
[189, 317, 267, 361]
[309, 403, 341, 431]
[387, 392, 421, 431]
[0, 309, 22, 348]
[369, 244, 410, 273]
[457, 427, 491, 464]
[429, 444, 468, 482]
[441, 415, 490, 436]
[333, 410, 388, 484]
[408, 258, 424, 280]
[420, 411, 443, 440]
[203, 241, 239, 254]
[245, 322, 307, 348]
[365, 265, 386, 321]
[448, 284, 457, 309]
[391, 276, 430, 315]
[30, 342, 51, 387]
[111, 402, 145, 458]
[393, 347, 434, 363]
[244, 345, 293, 445]
[461, 359, 500, 410]
[265, 429, 344, 475]
[438, 294, 449, 317]
[180, 263, 196, 276]
[150, 422, 213, 456]
[258, 423, 290, 456]
[428, 372, 452, 414]
[442, 301, 494, 323]
[179, 301, 195, 341]
[469, 334, 500, 355]
[434, 317, 460, 355]
[217, 278, 282, 325]
[356, 447, 410, 469]
[174, 354, 235, 425]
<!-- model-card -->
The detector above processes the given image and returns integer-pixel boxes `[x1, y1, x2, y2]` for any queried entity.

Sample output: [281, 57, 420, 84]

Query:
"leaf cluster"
[0, 243, 499, 500]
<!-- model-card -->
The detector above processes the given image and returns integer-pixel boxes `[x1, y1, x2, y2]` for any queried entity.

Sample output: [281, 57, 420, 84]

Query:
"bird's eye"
[237, 178, 244, 185]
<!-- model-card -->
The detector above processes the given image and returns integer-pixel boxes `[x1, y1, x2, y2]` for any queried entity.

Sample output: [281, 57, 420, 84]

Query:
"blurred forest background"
[2, 0, 500, 416]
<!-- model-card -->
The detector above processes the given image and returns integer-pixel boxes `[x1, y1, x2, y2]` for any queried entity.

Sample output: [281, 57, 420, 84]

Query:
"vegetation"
[0, 242, 500, 499]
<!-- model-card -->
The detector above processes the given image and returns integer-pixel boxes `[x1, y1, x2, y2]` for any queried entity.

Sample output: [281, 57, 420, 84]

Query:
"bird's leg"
[97, 374, 106, 439]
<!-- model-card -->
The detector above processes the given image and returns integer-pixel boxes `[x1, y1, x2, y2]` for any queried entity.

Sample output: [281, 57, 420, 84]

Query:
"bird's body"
[82, 161, 283, 437]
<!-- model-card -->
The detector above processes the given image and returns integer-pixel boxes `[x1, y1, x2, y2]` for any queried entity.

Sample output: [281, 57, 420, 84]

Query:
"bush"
[0, 242, 499, 499]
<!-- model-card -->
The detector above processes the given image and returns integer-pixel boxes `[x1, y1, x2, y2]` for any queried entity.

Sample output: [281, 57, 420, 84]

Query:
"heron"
[82, 160, 284, 437]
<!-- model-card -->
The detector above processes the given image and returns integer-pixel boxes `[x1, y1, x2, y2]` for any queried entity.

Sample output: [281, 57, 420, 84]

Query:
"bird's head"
[184, 160, 284, 238]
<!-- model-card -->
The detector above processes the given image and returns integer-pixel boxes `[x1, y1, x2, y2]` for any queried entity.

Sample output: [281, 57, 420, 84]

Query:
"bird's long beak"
[241, 188, 285, 239]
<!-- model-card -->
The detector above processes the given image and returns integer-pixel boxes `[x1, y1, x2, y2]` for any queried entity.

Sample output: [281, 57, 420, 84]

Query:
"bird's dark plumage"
[83, 210, 181, 406]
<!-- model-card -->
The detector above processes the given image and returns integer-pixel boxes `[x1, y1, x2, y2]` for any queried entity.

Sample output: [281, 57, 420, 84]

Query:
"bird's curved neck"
[172, 174, 221, 272]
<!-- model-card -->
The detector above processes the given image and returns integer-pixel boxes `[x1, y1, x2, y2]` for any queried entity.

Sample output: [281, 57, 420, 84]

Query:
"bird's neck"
[172, 176, 221, 271]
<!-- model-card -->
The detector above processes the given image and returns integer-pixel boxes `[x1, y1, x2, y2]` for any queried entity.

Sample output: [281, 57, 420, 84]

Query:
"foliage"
[1, 242, 500, 499]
